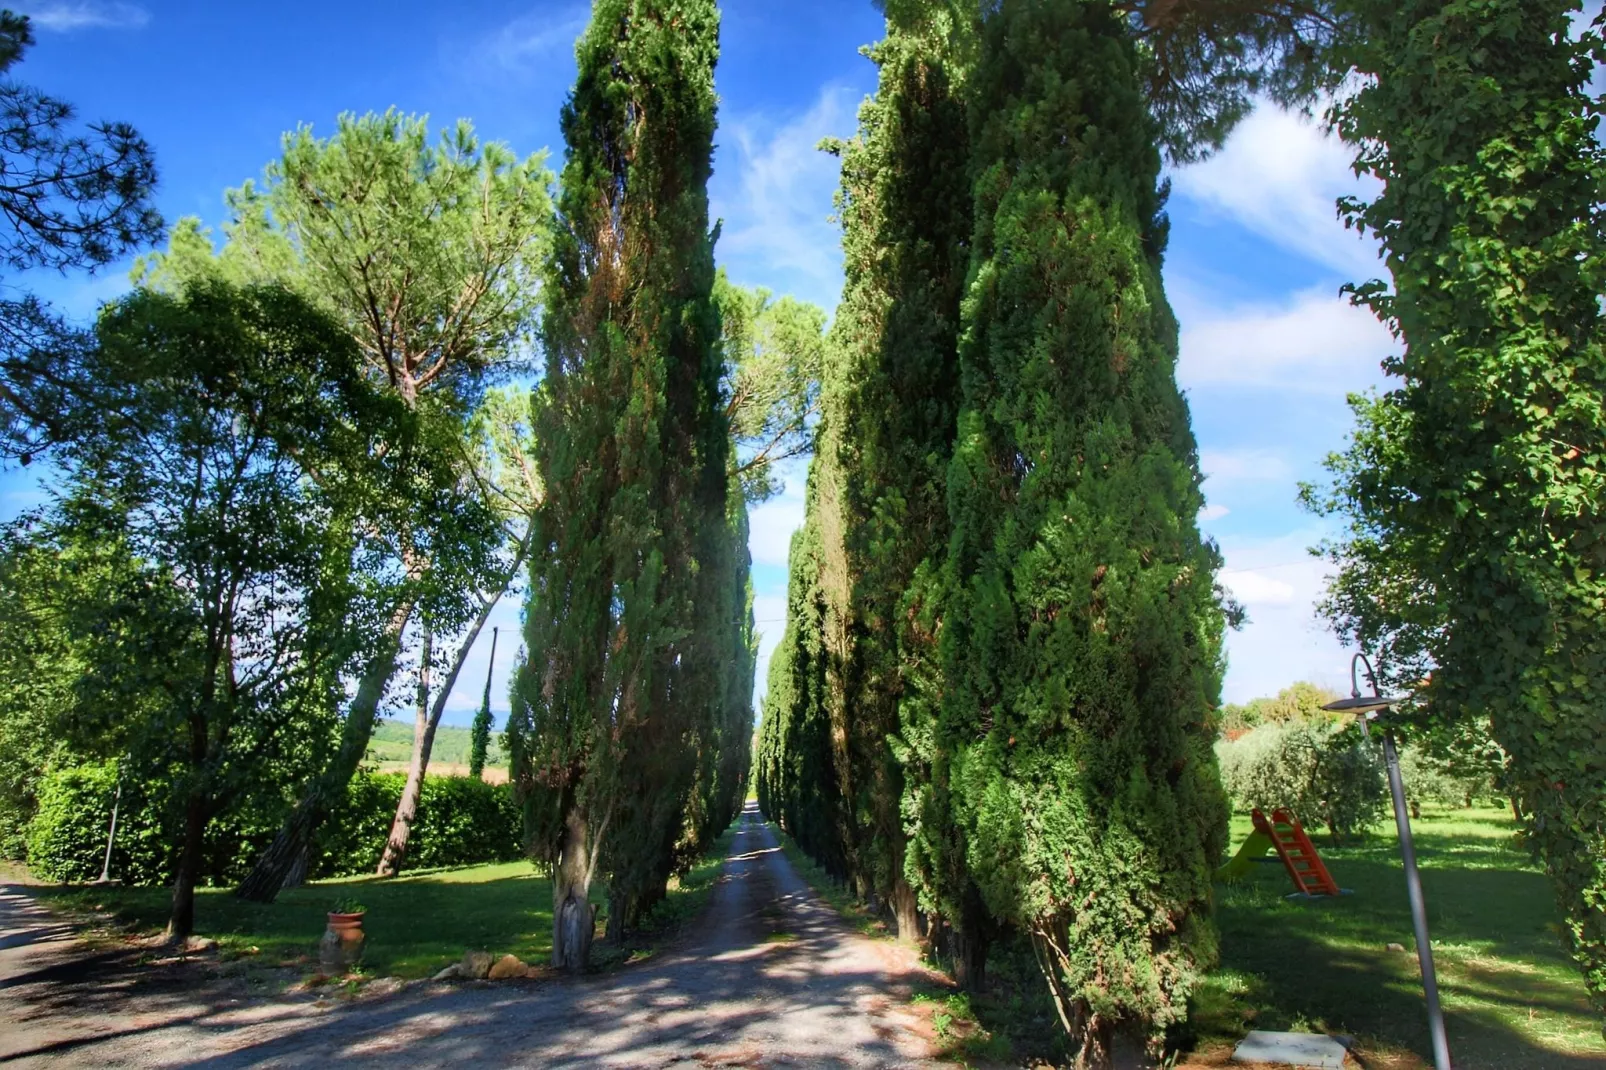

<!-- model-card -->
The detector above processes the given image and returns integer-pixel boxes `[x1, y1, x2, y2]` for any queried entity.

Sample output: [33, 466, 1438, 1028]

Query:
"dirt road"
[0, 805, 940, 1067]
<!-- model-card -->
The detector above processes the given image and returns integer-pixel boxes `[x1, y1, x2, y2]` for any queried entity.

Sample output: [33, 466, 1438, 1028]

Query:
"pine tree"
[509, 0, 729, 970]
[932, 0, 1229, 1060]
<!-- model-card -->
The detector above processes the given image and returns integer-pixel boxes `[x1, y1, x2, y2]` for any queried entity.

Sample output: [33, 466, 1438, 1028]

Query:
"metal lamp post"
[95, 781, 122, 885]
[1322, 653, 1452, 1070]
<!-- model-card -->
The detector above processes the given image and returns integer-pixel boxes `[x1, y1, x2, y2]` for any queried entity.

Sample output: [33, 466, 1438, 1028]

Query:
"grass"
[1190, 804, 1606, 1069]
[33, 827, 740, 984]
[36, 860, 561, 979]
[769, 804, 1606, 1069]
[366, 719, 507, 769]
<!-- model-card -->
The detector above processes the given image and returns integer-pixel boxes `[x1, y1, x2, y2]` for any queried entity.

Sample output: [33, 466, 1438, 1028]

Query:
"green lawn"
[1195, 804, 1606, 1068]
[38, 860, 559, 978]
[35, 827, 740, 983]
[366, 718, 506, 771]
[769, 804, 1606, 1068]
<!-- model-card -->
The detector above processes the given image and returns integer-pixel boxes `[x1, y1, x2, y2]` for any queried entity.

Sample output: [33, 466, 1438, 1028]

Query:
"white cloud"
[1199, 447, 1294, 487]
[1172, 104, 1381, 280]
[1177, 286, 1396, 395]
[714, 85, 856, 310]
[21, 1, 147, 30]
[1199, 503, 1230, 523]
[1222, 569, 1296, 607]
[483, 5, 589, 71]
[1216, 530, 1351, 703]
[747, 469, 806, 568]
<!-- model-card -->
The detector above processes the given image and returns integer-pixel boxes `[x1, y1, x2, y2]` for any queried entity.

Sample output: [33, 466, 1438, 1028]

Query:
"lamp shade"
[1321, 694, 1401, 714]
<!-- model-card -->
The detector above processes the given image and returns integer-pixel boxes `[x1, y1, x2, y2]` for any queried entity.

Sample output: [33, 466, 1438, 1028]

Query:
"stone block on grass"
[1232, 1030, 1349, 1069]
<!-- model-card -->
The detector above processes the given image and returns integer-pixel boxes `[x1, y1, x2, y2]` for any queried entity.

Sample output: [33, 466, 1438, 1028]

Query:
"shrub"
[26, 764, 522, 885]
[25, 761, 173, 884]
[1397, 745, 1503, 808]
[1216, 720, 1387, 842]
[310, 772, 523, 876]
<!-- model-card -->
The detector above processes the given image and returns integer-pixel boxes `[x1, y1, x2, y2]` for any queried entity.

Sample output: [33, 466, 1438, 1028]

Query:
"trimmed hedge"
[26, 763, 522, 885]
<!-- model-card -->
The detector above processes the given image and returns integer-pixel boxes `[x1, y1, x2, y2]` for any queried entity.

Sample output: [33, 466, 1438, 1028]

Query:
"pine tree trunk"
[235, 598, 414, 902]
[552, 806, 597, 972]
[165, 792, 206, 942]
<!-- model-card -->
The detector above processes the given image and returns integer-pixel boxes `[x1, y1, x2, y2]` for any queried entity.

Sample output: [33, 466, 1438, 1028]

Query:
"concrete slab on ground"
[1232, 1029, 1349, 1068]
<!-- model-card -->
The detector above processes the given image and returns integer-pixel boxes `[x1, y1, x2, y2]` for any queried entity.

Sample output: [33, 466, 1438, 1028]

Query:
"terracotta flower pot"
[320, 911, 366, 972]
[326, 911, 365, 933]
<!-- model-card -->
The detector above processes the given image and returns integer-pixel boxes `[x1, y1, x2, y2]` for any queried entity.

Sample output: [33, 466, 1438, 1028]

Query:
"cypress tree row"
[829, 8, 975, 942]
[756, 472, 852, 878]
[509, 0, 734, 970]
[753, 6, 975, 943]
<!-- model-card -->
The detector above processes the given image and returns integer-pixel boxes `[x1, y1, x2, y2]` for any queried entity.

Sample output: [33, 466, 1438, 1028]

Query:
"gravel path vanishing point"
[0, 804, 942, 1068]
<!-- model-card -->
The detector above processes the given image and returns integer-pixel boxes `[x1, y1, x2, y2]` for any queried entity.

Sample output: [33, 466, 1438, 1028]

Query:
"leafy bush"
[311, 772, 523, 875]
[1397, 745, 1502, 808]
[25, 761, 172, 884]
[1216, 720, 1387, 842]
[26, 764, 521, 885]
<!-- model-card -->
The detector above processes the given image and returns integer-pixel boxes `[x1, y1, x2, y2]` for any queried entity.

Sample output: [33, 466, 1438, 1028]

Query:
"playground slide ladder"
[1251, 807, 1342, 897]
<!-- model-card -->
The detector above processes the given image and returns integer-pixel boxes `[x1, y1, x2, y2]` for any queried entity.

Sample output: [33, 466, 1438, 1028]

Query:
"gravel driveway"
[0, 804, 939, 1068]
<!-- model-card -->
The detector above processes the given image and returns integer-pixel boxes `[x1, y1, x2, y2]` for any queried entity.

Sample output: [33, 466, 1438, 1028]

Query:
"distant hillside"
[367, 719, 508, 773]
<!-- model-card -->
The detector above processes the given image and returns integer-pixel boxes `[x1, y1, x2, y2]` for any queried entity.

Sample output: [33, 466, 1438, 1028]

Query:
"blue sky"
[9, 0, 1395, 725]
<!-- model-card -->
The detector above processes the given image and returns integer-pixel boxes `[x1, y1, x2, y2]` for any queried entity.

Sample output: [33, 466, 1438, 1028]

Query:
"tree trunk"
[953, 924, 988, 992]
[377, 628, 433, 877]
[165, 792, 207, 942]
[891, 876, 922, 945]
[606, 887, 629, 944]
[552, 805, 599, 972]
[952, 893, 991, 992]
[378, 578, 509, 877]
[236, 598, 414, 902]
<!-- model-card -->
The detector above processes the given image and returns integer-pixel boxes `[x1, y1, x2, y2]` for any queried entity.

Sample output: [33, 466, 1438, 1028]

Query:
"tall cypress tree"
[825, 8, 975, 941]
[756, 475, 853, 878]
[754, 7, 976, 941]
[931, 0, 1229, 1060]
[509, 0, 728, 970]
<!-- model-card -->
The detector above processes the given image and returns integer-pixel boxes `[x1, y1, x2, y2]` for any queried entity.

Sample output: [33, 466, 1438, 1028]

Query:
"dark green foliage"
[756, 510, 850, 880]
[0, 8, 161, 461]
[831, 10, 974, 932]
[26, 763, 520, 885]
[311, 772, 523, 875]
[1306, 0, 1606, 1008]
[27, 762, 169, 885]
[925, 0, 1230, 1058]
[467, 628, 499, 779]
[510, 0, 740, 962]
[754, 7, 975, 942]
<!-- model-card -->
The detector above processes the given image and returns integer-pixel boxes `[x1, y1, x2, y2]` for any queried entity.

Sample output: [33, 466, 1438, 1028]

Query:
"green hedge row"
[26, 761, 522, 885]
